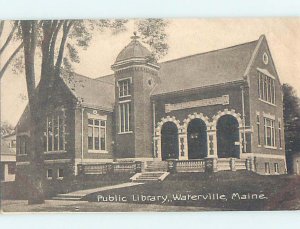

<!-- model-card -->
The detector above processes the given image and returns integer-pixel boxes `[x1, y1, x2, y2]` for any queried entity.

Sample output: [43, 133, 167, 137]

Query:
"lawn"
[83, 171, 300, 211]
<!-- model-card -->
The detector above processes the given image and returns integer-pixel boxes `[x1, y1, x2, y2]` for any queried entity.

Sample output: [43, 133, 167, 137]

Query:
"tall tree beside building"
[282, 83, 300, 173]
[4, 19, 168, 204]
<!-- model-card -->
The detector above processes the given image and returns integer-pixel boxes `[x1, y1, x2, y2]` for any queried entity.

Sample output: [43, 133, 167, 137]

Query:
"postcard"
[1, 18, 299, 212]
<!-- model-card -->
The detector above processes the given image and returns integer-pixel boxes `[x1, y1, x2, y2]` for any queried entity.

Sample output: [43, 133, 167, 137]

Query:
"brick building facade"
[15, 34, 286, 190]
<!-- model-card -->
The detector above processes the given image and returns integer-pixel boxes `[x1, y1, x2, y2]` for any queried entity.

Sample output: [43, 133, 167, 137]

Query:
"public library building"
[15, 34, 287, 190]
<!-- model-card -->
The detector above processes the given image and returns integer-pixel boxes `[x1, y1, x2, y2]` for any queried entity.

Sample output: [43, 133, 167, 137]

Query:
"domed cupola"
[112, 32, 159, 70]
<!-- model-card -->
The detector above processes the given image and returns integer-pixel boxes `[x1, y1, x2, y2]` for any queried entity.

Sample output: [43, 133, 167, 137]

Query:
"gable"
[246, 35, 281, 85]
[61, 73, 115, 111]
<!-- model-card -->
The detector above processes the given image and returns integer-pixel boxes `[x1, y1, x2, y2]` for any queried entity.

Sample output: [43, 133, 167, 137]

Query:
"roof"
[152, 39, 259, 95]
[61, 73, 115, 111]
[115, 37, 151, 63]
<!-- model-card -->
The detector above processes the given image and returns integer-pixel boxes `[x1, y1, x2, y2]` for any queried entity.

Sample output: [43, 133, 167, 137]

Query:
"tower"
[111, 33, 160, 159]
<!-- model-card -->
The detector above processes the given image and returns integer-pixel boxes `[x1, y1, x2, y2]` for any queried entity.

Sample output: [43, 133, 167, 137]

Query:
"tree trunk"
[21, 21, 45, 204]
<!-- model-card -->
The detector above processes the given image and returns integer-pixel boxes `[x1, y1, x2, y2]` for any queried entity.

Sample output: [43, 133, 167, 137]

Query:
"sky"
[1, 18, 300, 126]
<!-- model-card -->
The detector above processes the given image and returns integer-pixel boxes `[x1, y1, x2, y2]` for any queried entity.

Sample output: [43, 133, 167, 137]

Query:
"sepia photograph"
[1, 18, 300, 213]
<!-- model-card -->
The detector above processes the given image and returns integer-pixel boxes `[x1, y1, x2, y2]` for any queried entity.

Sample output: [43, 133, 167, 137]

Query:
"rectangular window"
[88, 117, 106, 151]
[47, 169, 53, 179]
[118, 79, 131, 98]
[256, 114, 261, 146]
[45, 110, 65, 152]
[274, 163, 279, 174]
[264, 117, 276, 147]
[119, 102, 132, 133]
[265, 162, 270, 174]
[18, 136, 27, 155]
[258, 71, 275, 104]
[278, 120, 282, 148]
[58, 168, 64, 179]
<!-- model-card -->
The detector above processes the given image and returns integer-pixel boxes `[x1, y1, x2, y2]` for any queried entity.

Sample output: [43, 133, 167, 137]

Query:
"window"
[18, 136, 28, 155]
[256, 115, 261, 146]
[119, 102, 132, 133]
[264, 117, 276, 147]
[58, 168, 64, 179]
[274, 163, 279, 174]
[47, 169, 53, 179]
[265, 162, 270, 174]
[118, 79, 131, 98]
[278, 120, 282, 148]
[9, 140, 16, 148]
[258, 71, 275, 104]
[45, 110, 65, 152]
[88, 118, 106, 151]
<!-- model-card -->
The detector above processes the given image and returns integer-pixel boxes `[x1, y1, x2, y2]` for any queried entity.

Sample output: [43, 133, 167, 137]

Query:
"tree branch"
[49, 20, 63, 68]
[0, 21, 4, 38]
[0, 21, 18, 55]
[54, 20, 73, 77]
[0, 42, 23, 80]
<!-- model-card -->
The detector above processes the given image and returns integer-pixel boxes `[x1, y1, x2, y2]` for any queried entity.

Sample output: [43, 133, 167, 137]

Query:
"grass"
[83, 171, 300, 211]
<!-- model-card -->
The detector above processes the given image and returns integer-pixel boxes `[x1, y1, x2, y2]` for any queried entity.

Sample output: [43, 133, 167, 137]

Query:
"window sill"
[47, 177, 53, 180]
[119, 95, 131, 99]
[88, 150, 108, 154]
[44, 151, 67, 154]
[258, 99, 276, 107]
[57, 177, 64, 180]
[264, 146, 277, 150]
[258, 145, 261, 147]
[17, 154, 28, 156]
[118, 131, 133, 135]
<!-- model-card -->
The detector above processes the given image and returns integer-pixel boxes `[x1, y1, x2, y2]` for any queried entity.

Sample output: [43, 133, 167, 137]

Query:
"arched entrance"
[161, 122, 179, 160]
[217, 115, 240, 158]
[187, 119, 207, 159]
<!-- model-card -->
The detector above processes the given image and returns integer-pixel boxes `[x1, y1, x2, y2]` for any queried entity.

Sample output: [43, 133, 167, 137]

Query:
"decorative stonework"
[155, 116, 181, 136]
[165, 95, 229, 113]
[211, 109, 243, 129]
[114, 65, 159, 76]
[182, 112, 210, 133]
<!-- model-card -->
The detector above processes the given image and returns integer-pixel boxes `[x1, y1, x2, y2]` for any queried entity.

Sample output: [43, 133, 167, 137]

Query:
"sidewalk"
[54, 182, 144, 200]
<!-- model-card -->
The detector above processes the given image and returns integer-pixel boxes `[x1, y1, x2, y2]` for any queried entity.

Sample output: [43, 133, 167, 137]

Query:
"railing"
[78, 161, 142, 175]
[167, 159, 206, 173]
[218, 158, 231, 171]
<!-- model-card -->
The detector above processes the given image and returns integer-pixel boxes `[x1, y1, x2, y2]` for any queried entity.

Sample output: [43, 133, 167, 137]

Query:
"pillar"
[207, 128, 217, 158]
[178, 133, 188, 160]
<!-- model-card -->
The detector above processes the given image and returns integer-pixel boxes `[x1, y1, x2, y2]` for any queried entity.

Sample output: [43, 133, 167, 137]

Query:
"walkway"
[53, 182, 144, 200]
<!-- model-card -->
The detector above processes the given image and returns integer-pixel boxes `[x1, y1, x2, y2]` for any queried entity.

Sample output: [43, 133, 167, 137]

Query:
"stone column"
[178, 133, 188, 160]
[207, 129, 217, 158]
[154, 136, 162, 160]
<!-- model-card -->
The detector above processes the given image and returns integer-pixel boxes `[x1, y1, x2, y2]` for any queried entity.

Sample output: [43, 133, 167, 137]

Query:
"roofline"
[151, 79, 247, 98]
[243, 35, 265, 77]
[159, 39, 259, 65]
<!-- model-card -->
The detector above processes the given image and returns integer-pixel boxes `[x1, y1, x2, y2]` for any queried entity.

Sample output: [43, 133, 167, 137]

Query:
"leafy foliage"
[282, 83, 300, 172]
[137, 19, 169, 60]
[0, 121, 15, 136]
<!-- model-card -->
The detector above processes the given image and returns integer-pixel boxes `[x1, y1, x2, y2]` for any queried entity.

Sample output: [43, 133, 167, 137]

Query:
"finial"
[131, 31, 140, 40]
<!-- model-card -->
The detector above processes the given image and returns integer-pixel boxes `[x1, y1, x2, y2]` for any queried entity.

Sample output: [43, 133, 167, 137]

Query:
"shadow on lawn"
[83, 171, 300, 211]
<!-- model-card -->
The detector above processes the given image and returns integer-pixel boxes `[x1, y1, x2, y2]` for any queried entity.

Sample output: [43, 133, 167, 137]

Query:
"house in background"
[15, 34, 287, 191]
[1, 133, 16, 182]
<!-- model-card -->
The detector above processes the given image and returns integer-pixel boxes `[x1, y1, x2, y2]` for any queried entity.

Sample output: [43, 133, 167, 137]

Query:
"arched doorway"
[187, 119, 207, 159]
[217, 115, 240, 158]
[161, 122, 179, 160]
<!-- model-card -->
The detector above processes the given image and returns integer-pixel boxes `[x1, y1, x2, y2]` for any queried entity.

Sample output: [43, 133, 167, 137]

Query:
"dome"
[115, 34, 151, 63]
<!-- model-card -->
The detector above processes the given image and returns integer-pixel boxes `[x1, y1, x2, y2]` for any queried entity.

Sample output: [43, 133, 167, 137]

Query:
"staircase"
[130, 161, 169, 182]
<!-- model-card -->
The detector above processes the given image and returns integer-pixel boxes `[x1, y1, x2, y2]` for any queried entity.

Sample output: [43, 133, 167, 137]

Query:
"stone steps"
[131, 171, 170, 182]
